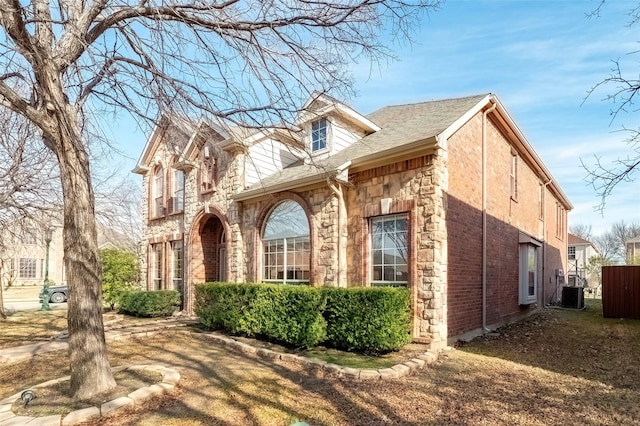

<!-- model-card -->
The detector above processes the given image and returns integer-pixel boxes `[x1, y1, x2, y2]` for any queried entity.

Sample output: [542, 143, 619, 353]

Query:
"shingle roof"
[238, 94, 489, 196]
[568, 233, 593, 246]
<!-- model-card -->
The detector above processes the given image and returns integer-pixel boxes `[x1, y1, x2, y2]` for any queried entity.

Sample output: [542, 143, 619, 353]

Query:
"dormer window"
[311, 118, 327, 152]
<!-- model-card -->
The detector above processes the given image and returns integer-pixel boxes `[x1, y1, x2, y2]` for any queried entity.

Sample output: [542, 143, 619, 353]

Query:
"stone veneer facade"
[136, 94, 571, 349]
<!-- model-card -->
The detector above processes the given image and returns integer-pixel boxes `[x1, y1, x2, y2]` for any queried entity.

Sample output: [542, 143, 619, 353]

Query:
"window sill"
[200, 189, 217, 196]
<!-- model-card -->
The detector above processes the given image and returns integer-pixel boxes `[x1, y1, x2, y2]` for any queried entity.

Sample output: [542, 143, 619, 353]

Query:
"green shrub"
[100, 248, 139, 309]
[323, 287, 411, 354]
[119, 290, 180, 317]
[195, 282, 327, 348]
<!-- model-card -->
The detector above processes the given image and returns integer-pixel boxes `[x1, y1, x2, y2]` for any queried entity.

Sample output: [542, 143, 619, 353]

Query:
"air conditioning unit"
[562, 286, 584, 309]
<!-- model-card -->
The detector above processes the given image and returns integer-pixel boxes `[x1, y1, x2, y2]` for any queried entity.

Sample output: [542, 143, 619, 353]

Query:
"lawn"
[1, 299, 639, 425]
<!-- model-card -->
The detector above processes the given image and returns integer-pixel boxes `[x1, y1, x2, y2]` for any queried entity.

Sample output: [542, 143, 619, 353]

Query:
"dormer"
[296, 92, 380, 159]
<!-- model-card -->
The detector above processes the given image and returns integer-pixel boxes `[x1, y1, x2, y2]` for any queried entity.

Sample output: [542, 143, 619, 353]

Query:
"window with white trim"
[19, 258, 37, 279]
[510, 152, 518, 200]
[153, 166, 164, 217]
[568, 246, 576, 260]
[262, 201, 310, 284]
[371, 214, 409, 286]
[172, 169, 184, 213]
[151, 243, 163, 290]
[171, 240, 183, 291]
[519, 244, 538, 304]
[311, 118, 327, 152]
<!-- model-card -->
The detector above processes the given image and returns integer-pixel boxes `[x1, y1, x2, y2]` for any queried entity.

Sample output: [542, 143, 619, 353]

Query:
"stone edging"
[0, 365, 180, 426]
[203, 331, 442, 380]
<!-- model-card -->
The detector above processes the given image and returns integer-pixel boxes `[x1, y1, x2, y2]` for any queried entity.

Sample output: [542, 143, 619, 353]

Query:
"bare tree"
[569, 224, 593, 240]
[0, 0, 441, 399]
[583, 2, 640, 210]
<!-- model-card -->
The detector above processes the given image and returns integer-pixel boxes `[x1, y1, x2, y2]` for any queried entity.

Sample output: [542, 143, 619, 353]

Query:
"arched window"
[153, 166, 164, 217]
[262, 200, 310, 284]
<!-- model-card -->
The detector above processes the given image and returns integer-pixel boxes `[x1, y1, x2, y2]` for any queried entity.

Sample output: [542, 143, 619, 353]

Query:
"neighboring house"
[626, 236, 640, 264]
[0, 217, 137, 289]
[133, 92, 572, 348]
[0, 219, 64, 288]
[567, 233, 601, 288]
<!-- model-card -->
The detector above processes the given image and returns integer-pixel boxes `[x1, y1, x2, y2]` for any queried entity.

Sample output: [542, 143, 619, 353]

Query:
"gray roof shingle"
[238, 94, 489, 197]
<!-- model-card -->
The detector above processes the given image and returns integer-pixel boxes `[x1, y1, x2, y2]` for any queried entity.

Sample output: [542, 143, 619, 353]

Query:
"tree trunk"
[39, 98, 116, 399]
[0, 270, 6, 320]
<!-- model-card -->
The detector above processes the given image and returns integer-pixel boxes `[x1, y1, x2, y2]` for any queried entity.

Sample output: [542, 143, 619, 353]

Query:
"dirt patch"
[11, 369, 162, 417]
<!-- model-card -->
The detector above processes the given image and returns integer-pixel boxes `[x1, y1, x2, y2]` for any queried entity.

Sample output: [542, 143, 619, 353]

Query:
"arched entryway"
[190, 214, 228, 283]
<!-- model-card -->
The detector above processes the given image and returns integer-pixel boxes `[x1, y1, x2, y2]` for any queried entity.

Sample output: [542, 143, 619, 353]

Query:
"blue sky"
[115, 0, 640, 236]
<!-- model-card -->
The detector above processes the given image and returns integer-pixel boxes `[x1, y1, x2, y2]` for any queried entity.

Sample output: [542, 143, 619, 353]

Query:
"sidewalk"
[0, 318, 197, 364]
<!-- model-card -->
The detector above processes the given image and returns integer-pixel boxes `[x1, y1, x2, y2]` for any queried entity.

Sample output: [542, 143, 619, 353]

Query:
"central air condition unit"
[561, 286, 584, 309]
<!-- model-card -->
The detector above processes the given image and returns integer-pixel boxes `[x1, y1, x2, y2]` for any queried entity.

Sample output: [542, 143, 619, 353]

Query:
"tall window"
[263, 201, 310, 284]
[153, 166, 164, 217]
[539, 183, 544, 219]
[151, 243, 163, 290]
[171, 240, 183, 291]
[568, 246, 576, 260]
[519, 244, 538, 304]
[510, 152, 518, 200]
[19, 258, 37, 278]
[371, 214, 409, 286]
[172, 169, 184, 213]
[311, 118, 327, 152]
[555, 202, 565, 239]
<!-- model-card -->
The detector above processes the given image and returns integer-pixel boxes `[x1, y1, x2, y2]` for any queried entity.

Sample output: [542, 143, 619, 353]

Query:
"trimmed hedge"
[195, 282, 327, 348]
[323, 287, 411, 353]
[195, 283, 410, 353]
[119, 290, 181, 317]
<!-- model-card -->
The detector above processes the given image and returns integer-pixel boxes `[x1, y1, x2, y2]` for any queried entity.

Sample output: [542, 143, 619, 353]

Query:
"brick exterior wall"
[446, 111, 567, 341]
[138, 101, 569, 349]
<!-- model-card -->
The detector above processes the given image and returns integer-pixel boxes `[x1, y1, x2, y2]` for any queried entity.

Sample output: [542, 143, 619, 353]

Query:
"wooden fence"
[602, 265, 640, 319]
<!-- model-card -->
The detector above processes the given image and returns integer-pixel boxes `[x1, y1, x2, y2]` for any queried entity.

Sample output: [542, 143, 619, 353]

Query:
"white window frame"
[153, 166, 164, 218]
[510, 152, 518, 200]
[371, 214, 409, 286]
[19, 258, 37, 279]
[151, 243, 163, 290]
[519, 243, 538, 305]
[172, 169, 184, 213]
[262, 201, 311, 284]
[311, 118, 328, 152]
[171, 240, 183, 291]
[568, 246, 576, 260]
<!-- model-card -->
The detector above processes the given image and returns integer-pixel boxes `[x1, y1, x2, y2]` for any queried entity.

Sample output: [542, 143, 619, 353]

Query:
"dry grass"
[0, 309, 68, 348]
[11, 369, 161, 417]
[2, 298, 640, 425]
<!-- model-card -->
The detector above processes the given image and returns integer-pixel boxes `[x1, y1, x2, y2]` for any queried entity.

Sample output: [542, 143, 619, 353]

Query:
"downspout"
[541, 179, 552, 306]
[327, 178, 347, 287]
[482, 100, 497, 334]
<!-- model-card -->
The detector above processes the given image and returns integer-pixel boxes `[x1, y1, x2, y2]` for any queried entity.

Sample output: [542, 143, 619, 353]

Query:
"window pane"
[373, 266, 383, 281]
[371, 215, 408, 285]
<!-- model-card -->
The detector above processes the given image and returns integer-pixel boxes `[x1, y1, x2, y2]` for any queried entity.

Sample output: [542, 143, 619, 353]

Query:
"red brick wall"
[446, 111, 566, 339]
[190, 215, 225, 283]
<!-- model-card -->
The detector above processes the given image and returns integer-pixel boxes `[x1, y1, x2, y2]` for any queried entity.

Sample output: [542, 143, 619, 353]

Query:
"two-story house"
[627, 236, 640, 264]
[567, 233, 601, 288]
[134, 92, 572, 348]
